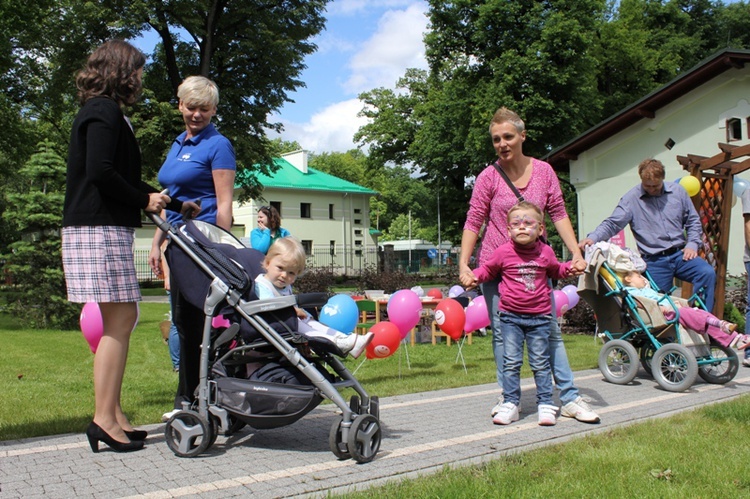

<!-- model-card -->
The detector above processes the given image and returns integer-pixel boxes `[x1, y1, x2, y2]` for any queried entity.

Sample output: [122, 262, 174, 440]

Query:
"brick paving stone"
[2, 368, 750, 498]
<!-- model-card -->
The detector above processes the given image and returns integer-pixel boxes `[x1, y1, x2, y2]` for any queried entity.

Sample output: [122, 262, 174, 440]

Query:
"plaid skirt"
[61, 226, 141, 303]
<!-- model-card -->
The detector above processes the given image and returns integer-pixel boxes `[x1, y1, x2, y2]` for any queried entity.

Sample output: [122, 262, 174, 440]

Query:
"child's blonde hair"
[506, 200, 544, 223]
[265, 237, 306, 274]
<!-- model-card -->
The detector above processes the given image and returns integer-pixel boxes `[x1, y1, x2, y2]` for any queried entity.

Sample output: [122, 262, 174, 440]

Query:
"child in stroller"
[255, 237, 374, 359]
[621, 270, 750, 350]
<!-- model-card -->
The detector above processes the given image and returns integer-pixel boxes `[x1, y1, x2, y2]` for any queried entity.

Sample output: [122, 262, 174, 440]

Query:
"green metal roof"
[240, 157, 377, 195]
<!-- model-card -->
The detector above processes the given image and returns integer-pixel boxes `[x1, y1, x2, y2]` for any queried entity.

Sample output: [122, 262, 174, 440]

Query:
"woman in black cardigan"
[62, 40, 197, 453]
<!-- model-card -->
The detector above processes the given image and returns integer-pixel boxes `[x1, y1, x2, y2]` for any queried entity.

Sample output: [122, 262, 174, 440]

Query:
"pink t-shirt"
[473, 240, 570, 315]
[464, 159, 568, 266]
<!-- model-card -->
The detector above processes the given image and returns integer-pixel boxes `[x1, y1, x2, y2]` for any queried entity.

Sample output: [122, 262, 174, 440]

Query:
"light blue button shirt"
[587, 181, 703, 256]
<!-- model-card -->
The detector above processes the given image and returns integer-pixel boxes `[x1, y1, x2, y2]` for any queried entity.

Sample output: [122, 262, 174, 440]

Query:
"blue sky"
[272, 0, 429, 153]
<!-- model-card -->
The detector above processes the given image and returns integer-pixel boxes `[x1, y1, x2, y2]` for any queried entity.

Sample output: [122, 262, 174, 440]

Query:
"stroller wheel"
[697, 343, 738, 385]
[369, 396, 380, 420]
[651, 343, 698, 392]
[598, 340, 639, 385]
[328, 415, 351, 460]
[639, 344, 656, 377]
[349, 395, 361, 415]
[164, 410, 213, 457]
[347, 414, 381, 464]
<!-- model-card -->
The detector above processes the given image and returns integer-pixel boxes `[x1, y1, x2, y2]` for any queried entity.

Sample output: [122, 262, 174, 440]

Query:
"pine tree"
[2, 140, 78, 329]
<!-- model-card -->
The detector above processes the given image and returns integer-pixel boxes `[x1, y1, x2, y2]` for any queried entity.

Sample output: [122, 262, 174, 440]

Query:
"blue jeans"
[644, 251, 716, 311]
[167, 292, 180, 370]
[500, 312, 554, 407]
[745, 261, 750, 360]
[481, 279, 579, 405]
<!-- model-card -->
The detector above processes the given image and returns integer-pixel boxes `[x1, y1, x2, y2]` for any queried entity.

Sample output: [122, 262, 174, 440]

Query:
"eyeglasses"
[509, 220, 539, 229]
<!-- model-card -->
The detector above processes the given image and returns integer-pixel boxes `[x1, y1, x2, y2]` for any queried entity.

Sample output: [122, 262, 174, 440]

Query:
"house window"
[727, 118, 742, 142]
[270, 201, 282, 216]
[354, 208, 361, 214]
[354, 240, 362, 246]
[300, 203, 311, 219]
[301, 240, 312, 255]
[329, 204, 334, 220]
[354, 219, 361, 225]
[354, 229, 363, 236]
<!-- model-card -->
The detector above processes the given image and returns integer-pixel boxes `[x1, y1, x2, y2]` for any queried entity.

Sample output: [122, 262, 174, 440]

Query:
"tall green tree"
[2, 141, 78, 329]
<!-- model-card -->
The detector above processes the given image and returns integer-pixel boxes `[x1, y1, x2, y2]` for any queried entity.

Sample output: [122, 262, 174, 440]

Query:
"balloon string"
[351, 357, 367, 376]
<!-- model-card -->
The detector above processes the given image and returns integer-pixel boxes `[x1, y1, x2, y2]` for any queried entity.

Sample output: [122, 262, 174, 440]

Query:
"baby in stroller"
[255, 237, 374, 359]
[621, 270, 750, 350]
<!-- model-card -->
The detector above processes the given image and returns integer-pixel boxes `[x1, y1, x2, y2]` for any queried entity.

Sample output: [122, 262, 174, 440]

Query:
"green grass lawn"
[0, 302, 598, 440]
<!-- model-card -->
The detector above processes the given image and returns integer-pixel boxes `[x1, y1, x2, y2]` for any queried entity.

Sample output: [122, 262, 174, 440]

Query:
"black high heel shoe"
[86, 422, 144, 453]
[124, 429, 148, 441]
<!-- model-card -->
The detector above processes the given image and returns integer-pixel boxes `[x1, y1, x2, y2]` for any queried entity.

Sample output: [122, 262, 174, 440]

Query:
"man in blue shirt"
[579, 159, 716, 311]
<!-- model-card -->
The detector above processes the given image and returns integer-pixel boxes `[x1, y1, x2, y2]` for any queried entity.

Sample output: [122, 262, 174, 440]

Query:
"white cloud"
[278, 1, 429, 153]
[275, 99, 370, 154]
[344, 3, 429, 93]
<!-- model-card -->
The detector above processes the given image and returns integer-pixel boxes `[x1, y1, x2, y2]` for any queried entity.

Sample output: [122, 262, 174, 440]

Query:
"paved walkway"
[3, 366, 750, 498]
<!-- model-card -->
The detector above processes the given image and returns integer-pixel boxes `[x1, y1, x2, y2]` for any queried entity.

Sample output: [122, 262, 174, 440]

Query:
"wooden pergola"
[677, 143, 750, 317]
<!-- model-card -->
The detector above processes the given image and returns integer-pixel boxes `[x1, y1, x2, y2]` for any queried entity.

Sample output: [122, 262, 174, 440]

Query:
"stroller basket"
[214, 377, 322, 429]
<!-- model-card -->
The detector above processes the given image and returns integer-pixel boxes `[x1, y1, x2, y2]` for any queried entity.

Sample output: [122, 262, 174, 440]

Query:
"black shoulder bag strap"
[492, 161, 524, 202]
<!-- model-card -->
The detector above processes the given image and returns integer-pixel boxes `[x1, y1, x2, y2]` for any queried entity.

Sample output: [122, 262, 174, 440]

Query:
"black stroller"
[152, 213, 381, 463]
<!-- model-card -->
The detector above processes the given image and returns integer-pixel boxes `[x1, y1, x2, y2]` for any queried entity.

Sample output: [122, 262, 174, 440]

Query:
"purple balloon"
[561, 285, 580, 309]
[448, 285, 464, 298]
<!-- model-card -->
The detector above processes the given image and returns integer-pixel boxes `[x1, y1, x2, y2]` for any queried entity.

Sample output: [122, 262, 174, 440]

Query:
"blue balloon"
[734, 178, 750, 197]
[318, 294, 359, 334]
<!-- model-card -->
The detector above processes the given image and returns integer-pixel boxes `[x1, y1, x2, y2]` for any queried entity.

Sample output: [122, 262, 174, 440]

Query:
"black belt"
[646, 246, 683, 258]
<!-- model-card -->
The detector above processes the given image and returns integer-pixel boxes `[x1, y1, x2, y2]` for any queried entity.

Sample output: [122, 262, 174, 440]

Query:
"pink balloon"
[464, 295, 490, 332]
[80, 302, 103, 354]
[387, 289, 422, 338]
[552, 290, 569, 317]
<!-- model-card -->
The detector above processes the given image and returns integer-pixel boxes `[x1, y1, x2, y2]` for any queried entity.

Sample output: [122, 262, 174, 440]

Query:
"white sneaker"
[348, 332, 374, 359]
[492, 402, 519, 425]
[538, 404, 558, 426]
[161, 409, 179, 422]
[743, 358, 750, 367]
[561, 396, 600, 423]
[490, 394, 504, 417]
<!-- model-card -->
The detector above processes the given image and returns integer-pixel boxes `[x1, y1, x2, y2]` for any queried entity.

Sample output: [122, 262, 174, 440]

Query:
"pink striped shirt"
[464, 158, 569, 266]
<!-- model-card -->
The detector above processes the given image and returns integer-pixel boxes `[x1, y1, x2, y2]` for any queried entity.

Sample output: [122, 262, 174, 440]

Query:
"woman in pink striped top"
[458, 107, 599, 424]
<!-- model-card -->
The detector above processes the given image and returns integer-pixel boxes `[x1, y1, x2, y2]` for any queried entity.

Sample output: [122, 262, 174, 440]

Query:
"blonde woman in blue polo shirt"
[148, 75, 236, 419]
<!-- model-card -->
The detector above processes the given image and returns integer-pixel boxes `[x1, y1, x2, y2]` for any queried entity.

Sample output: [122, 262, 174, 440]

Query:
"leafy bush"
[355, 265, 420, 294]
[294, 266, 338, 294]
[724, 273, 747, 331]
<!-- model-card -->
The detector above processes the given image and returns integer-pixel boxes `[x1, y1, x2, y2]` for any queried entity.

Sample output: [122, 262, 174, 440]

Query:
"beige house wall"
[571, 68, 750, 275]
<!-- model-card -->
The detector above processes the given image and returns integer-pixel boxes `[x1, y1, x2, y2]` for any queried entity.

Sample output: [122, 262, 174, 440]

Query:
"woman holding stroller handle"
[251, 205, 290, 254]
[459, 107, 600, 424]
[62, 40, 192, 453]
[147, 75, 236, 420]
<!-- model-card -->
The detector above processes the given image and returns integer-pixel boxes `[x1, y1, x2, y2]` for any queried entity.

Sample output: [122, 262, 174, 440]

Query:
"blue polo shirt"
[158, 123, 236, 224]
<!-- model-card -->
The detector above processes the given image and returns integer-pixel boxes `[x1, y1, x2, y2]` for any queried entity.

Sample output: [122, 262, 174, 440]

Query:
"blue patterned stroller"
[152, 213, 381, 462]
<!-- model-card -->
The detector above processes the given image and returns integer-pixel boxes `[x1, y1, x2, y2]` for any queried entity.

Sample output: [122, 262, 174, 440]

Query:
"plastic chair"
[356, 300, 377, 335]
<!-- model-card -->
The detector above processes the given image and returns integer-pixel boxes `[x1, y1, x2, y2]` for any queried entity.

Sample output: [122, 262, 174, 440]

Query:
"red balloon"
[365, 321, 401, 359]
[434, 298, 466, 340]
[427, 288, 443, 299]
